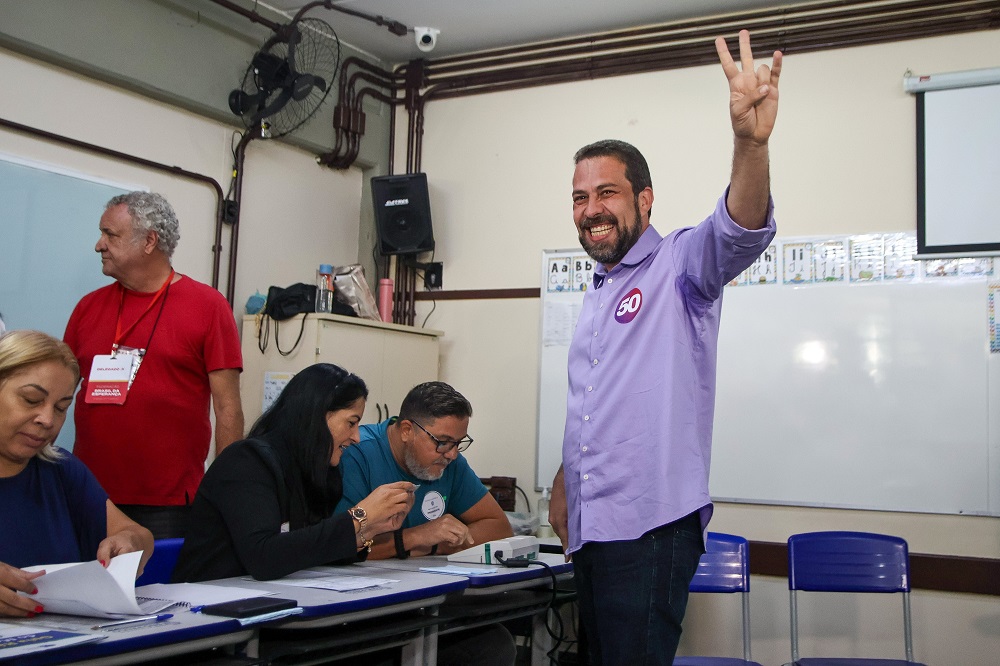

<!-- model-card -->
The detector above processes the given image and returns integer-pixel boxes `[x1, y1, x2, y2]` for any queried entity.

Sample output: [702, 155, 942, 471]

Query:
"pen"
[91, 613, 173, 630]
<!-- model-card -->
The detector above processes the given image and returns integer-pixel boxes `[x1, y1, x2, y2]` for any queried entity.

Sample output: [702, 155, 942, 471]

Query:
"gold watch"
[350, 506, 374, 552]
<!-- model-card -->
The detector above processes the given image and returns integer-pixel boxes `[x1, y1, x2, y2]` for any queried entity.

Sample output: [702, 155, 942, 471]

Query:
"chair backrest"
[691, 531, 751, 594]
[135, 538, 184, 587]
[676, 532, 755, 664]
[787, 531, 917, 662]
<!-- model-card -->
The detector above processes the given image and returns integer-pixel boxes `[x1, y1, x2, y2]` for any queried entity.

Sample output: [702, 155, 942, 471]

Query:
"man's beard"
[577, 200, 643, 265]
[404, 445, 445, 481]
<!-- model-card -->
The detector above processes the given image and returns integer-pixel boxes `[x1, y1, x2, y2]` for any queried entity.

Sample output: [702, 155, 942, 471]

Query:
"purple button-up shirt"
[561, 191, 776, 554]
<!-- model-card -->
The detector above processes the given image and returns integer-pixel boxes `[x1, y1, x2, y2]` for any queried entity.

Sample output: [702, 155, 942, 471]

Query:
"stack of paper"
[23, 552, 171, 619]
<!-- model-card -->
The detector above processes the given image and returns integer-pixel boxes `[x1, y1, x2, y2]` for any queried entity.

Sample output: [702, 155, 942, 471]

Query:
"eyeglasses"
[409, 419, 474, 454]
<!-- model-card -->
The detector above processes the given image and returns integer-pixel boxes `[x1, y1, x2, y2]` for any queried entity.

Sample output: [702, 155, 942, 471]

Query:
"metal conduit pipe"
[0, 116, 232, 302]
[423, 0, 997, 72]
[227, 129, 259, 307]
[401, 0, 999, 100]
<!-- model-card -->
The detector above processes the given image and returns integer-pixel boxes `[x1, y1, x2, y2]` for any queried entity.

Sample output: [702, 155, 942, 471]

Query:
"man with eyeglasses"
[336, 381, 513, 559]
[336, 381, 517, 666]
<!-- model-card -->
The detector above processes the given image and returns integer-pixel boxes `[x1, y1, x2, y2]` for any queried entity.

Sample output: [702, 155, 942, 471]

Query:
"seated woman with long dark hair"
[173, 363, 414, 582]
[0, 330, 153, 617]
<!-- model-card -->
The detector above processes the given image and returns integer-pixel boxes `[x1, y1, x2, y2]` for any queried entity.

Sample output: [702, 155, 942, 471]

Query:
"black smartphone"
[200, 596, 297, 618]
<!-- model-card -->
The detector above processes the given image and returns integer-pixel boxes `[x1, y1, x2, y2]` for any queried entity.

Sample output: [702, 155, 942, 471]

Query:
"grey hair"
[106, 191, 180, 258]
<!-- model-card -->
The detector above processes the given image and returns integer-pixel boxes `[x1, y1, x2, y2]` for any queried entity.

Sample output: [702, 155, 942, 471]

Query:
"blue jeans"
[573, 511, 704, 666]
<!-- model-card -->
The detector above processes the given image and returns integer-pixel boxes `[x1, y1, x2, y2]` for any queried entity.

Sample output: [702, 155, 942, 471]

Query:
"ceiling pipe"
[400, 0, 1000, 100]
[0, 116, 232, 302]
[317, 57, 398, 168]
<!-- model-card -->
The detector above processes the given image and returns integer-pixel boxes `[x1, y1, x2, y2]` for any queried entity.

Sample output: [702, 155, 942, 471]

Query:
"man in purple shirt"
[549, 31, 782, 665]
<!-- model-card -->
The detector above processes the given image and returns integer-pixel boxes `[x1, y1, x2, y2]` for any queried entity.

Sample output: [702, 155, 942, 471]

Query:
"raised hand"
[715, 30, 782, 145]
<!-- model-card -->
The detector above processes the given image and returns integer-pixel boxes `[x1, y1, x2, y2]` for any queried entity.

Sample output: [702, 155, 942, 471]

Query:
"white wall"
[0, 47, 363, 321]
[411, 30, 1000, 664]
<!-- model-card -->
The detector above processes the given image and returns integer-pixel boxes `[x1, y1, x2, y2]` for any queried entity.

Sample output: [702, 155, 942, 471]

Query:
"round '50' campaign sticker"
[615, 288, 642, 323]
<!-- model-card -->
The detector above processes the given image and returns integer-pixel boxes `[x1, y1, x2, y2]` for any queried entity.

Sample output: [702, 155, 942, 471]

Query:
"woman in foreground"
[0, 330, 152, 617]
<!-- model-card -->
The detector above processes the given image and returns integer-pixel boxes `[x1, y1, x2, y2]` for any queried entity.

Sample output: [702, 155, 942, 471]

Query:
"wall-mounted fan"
[228, 17, 341, 138]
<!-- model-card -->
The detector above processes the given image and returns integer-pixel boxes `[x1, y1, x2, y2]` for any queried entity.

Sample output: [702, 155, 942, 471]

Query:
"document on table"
[420, 565, 499, 575]
[261, 570, 398, 592]
[136, 582, 276, 608]
[0, 620, 104, 658]
[23, 552, 172, 618]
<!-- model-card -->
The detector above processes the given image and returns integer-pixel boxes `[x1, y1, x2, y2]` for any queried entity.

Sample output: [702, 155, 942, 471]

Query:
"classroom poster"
[813, 240, 847, 282]
[782, 242, 813, 284]
[570, 254, 595, 291]
[747, 243, 778, 285]
[546, 256, 572, 293]
[883, 233, 918, 281]
[849, 235, 884, 282]
[990, 283, 999, 354]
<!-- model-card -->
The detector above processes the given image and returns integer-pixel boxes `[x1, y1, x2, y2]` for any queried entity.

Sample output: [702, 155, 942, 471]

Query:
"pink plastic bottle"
[378, 278, 394, 322]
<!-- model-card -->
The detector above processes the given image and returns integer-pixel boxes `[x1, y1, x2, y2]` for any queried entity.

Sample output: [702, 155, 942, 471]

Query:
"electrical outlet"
[424, 262, 443, 290]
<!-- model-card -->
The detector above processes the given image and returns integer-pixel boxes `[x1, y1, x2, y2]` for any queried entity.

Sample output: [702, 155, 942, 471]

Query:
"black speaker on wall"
[371, 172, 435, 255]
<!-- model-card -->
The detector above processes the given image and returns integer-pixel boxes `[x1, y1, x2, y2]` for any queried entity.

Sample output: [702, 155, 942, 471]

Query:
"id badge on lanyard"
[87, 270, 172, 405]
[84, 352, 137, 404]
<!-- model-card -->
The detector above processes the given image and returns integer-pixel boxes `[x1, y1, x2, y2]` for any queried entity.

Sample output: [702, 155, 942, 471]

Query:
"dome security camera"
[415, 27, 439, 53]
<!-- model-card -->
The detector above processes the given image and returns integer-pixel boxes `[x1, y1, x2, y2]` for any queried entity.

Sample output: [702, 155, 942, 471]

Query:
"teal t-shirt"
[335, 419, 487, 527]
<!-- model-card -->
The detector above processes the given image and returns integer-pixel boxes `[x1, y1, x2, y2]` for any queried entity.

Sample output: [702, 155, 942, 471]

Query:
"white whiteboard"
[535, 248, 1000, 515]
[713, 280, 997, 515]
[535, 249, 594, 490]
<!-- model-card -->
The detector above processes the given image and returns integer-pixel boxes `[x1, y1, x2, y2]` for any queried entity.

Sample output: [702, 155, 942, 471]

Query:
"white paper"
[23, 552, 166, 618]
[419, 565, 499, 575]
[136, 582, 275, 608]
[0, 621, 104, 658]
[262, 371, 293, 412]
[263, 570, 398, 592]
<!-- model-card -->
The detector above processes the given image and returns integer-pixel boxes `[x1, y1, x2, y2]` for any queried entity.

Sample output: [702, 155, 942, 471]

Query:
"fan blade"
[252, 85, 294, 123]
[291, 74, 327, 101]
[285, 25, 303, 74]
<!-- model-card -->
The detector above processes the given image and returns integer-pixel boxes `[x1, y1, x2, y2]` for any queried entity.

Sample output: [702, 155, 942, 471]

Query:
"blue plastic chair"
[674, 532, 763, 666]
[134, 538, 184, 586]
[785, 531, 927, 665]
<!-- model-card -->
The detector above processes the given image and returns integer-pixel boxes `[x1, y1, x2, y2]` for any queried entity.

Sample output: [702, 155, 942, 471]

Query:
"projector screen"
[916, 83, 1000, 257]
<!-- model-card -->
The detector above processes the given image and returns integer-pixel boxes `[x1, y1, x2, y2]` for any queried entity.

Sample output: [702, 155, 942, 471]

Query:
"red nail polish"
[26, 612, 36, 618]
[31, 587, 38, 595]
[99, 560, 106, 567]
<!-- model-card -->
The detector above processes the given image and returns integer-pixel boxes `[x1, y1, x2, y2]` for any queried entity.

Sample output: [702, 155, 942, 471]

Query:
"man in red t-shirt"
[64, 192, 244, 539]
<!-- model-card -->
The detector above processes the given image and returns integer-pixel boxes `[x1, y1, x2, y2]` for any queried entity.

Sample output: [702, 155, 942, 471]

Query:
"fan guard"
[229, 17, 341, 138]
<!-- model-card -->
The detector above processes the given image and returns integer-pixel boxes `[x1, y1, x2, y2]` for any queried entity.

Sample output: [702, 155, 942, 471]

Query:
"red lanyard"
[113, 270, 174, 348]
